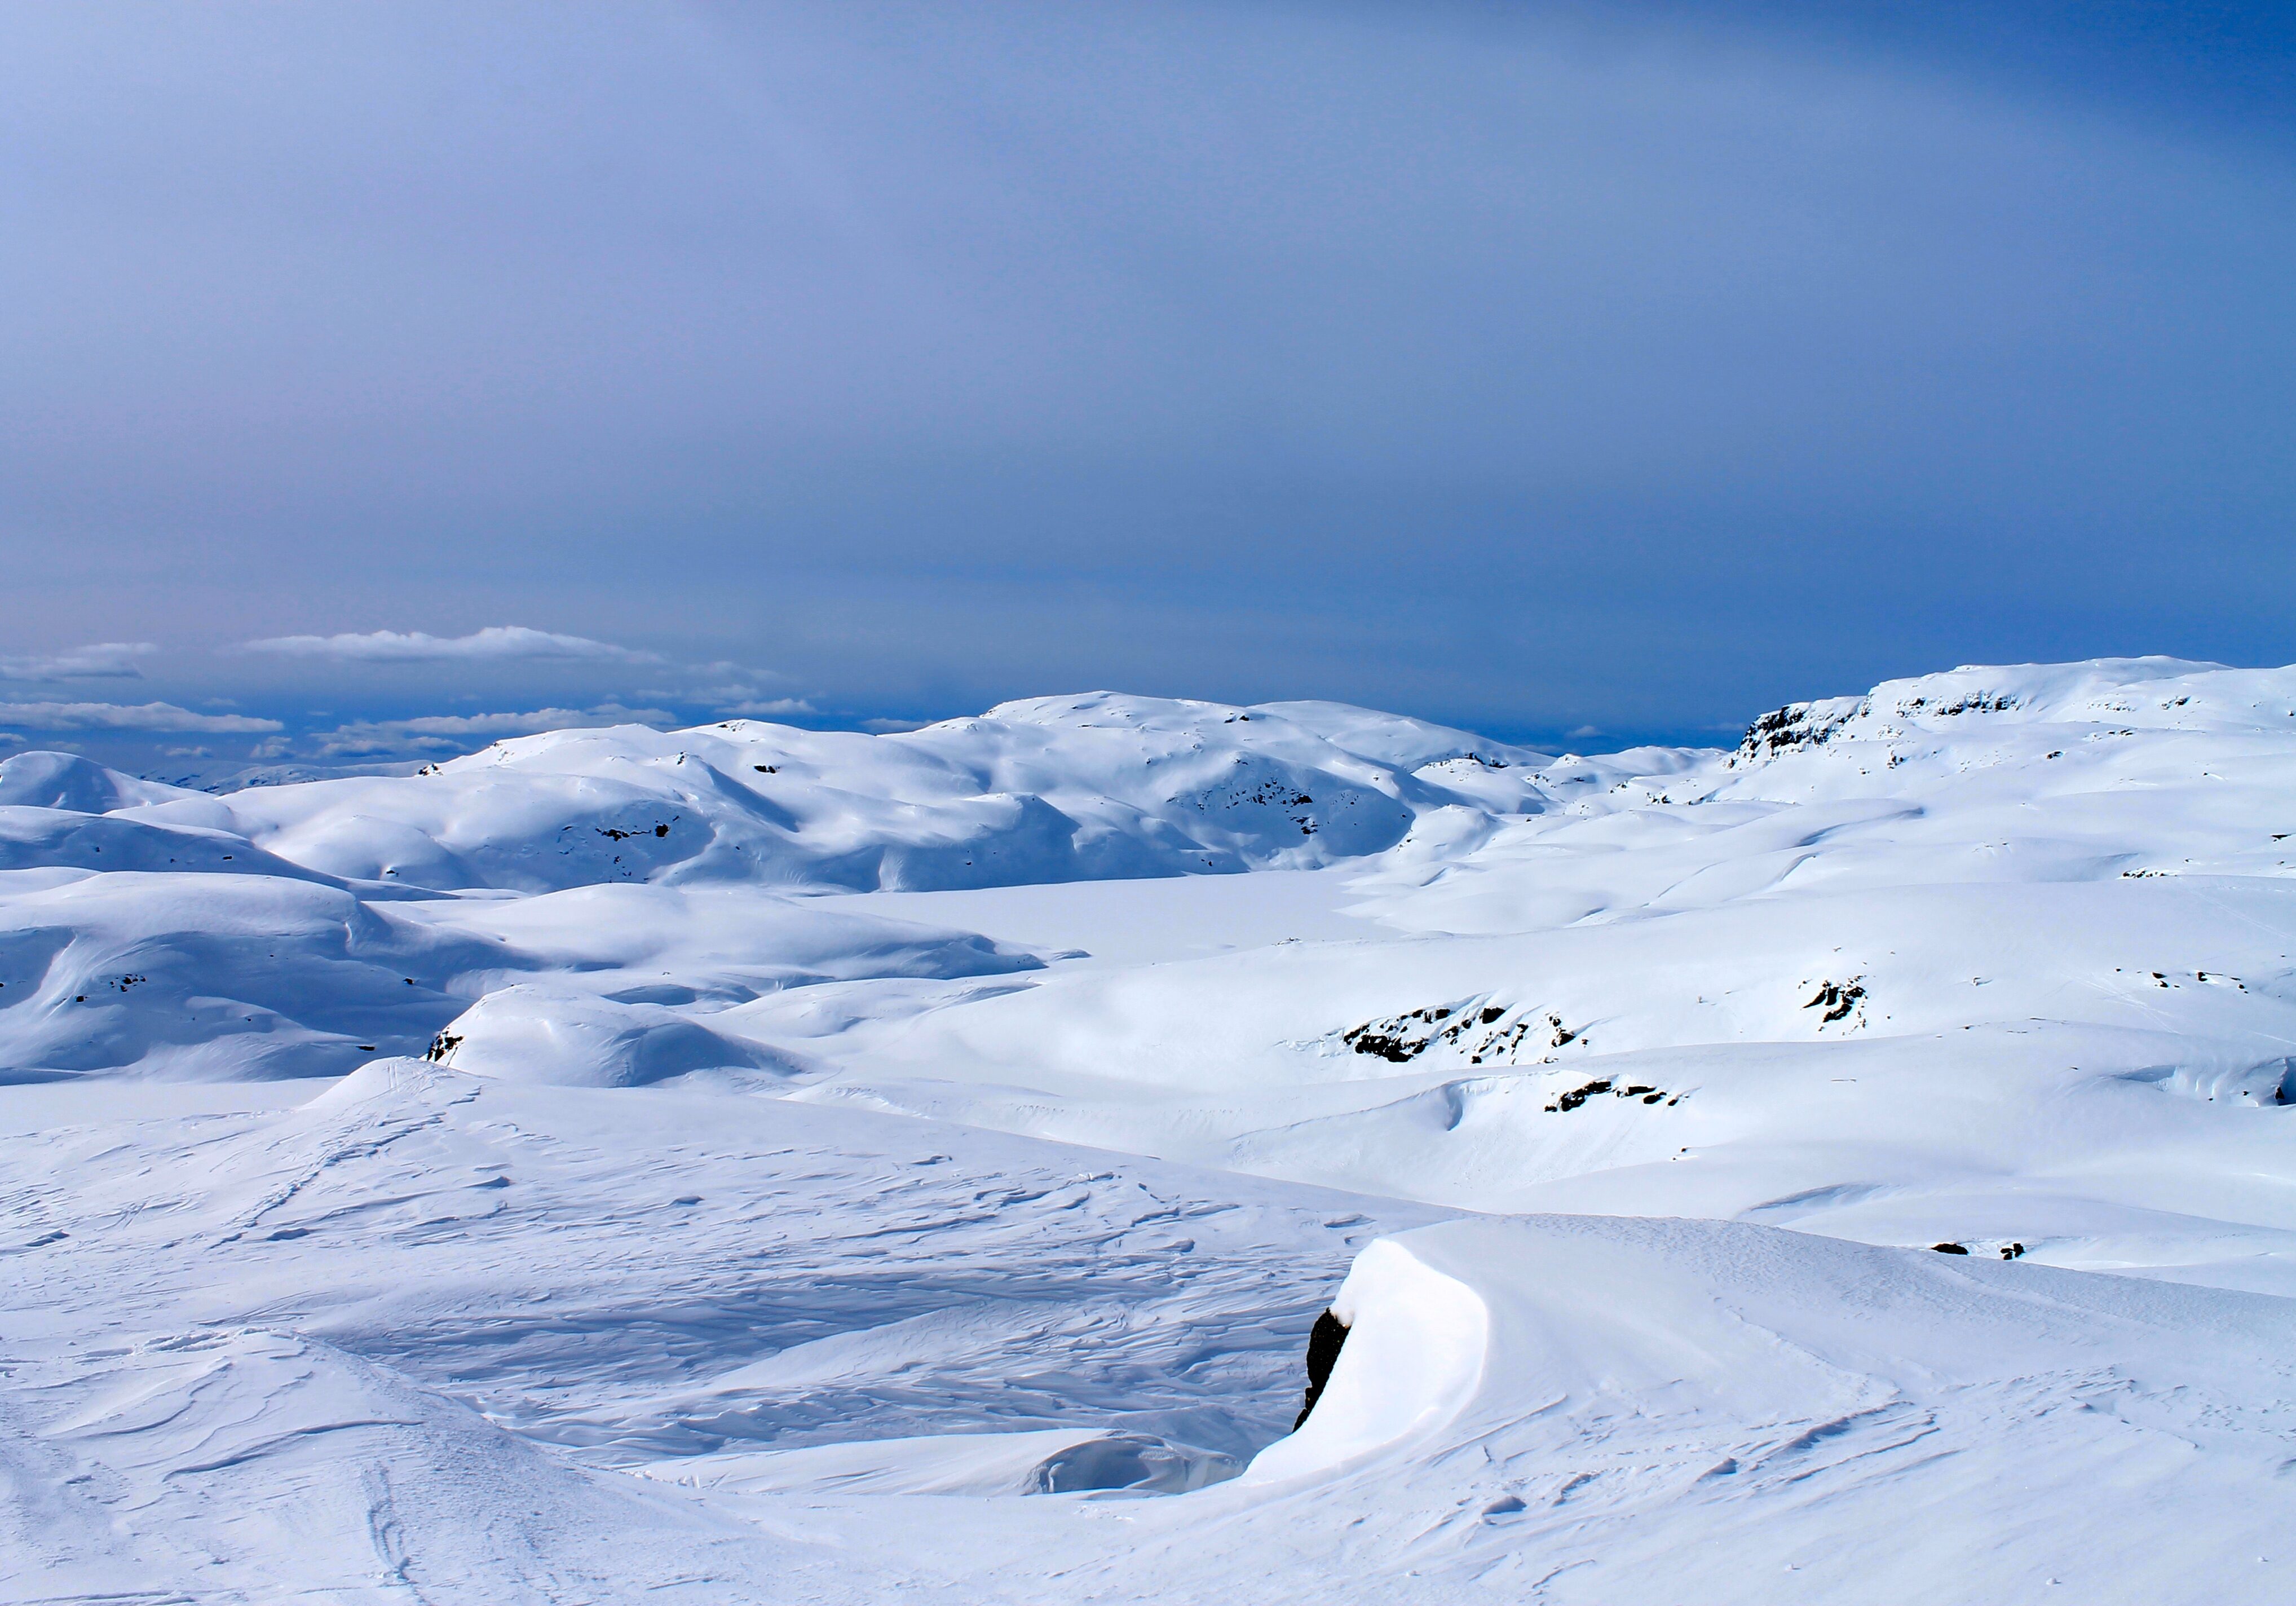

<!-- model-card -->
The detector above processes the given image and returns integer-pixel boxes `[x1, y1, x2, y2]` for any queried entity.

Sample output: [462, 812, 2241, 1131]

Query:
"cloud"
[1567, 725, 1604, 739]
[10, 8, 2290, 739]
[718, 698, 815, 717]
[0, 643, 157, 681]
[241, 626, 661, 664]
[686, 660, 794, 684]
[860, 717, 931, 734]
[308, 703, 674, 757]
[0, 700, 282, 733]
[660, 663, 802, 707]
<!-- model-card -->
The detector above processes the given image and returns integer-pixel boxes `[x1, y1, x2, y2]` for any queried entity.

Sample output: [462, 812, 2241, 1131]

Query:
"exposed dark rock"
[1341, 1000, 1583, 1067]
[1293, 1309, 1351, 1429]
[1931, 1242, 1969, 1255]
[1933, 693, 2020, 717]
[595, 817, 678, 842]
[1804, 979, 1867, 1025]
[1734, 698, 1868, 763]
[1341, 1030, 1416, 1064]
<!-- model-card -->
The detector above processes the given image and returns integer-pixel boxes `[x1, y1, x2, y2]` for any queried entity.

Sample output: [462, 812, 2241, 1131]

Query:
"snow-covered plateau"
[5, 658, 2294, 1603]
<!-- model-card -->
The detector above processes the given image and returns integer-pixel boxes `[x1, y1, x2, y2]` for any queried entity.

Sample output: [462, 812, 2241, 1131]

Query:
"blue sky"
[3, 2, 2291, 774]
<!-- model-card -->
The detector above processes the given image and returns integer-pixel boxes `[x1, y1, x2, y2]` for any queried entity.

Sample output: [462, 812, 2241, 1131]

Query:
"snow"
[0, 750, 196, 814]
[1240, 1215, 2296, 1601]
[95, 692, 1555, 895]
[3, 657, 2294, 1601]
[1239, 1234, 1489, 1484]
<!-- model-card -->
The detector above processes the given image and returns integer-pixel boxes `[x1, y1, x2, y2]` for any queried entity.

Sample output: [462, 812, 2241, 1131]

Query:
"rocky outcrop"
[1293, 1308, 1350, 1429]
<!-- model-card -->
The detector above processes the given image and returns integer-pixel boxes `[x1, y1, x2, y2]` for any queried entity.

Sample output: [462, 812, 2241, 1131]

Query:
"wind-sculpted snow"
[5, 658, 2296, 1603]
[0, 1066, 1442, 1599]
[1233, 1216, 2296, 1601]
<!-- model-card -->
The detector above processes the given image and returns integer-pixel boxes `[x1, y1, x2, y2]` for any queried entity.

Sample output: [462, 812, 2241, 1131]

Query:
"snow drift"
[1231, 1215, 2296, 1603]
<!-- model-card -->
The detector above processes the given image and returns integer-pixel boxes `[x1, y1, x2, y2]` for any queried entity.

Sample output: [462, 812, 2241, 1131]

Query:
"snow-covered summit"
[1725, 656, 2294, 788]
[0, 749, 199, 814]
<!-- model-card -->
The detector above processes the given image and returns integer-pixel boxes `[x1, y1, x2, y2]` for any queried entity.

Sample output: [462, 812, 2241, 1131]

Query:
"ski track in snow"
[3, 661, 2295, 1603]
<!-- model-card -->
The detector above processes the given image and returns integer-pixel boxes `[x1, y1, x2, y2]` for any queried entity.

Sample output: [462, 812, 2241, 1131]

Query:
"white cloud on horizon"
[242, 626, 663, 664]
[0, 700, 283, 733]
[860, 717, 931, 733]
[684, 660, 796, 685]
[0, 643, 158, 681]
[718, 698, 815, 717]
[309, 703, 675, 757]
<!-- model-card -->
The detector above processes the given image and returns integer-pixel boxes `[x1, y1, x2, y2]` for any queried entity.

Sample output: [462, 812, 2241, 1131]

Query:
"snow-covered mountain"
[90, 692, 1558, 894]
[4, 658, 2293, 1603]
[0, 693, 1557, 1080]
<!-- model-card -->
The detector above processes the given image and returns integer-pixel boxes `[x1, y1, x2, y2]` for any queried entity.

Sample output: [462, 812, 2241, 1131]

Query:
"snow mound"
[0, 873, 488, 1082]
[1242, 1234, 1487, 1482]
[0, 749, 197, 813]
[298, 1052, 465, 1111]
[0, 804, 343, 883]
[0, 872, 1038, 1080]
[429, 985, 788, 1087]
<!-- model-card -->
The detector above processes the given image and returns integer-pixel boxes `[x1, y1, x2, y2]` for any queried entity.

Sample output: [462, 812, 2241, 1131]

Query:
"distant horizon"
[6, 645, 2288, 791]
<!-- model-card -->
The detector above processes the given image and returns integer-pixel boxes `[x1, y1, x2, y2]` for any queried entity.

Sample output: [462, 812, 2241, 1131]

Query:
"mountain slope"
[105, 693, 1557, 894]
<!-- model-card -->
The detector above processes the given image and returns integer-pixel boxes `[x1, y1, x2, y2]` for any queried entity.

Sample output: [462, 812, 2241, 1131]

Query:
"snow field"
[3, 655, 2294, 1601]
